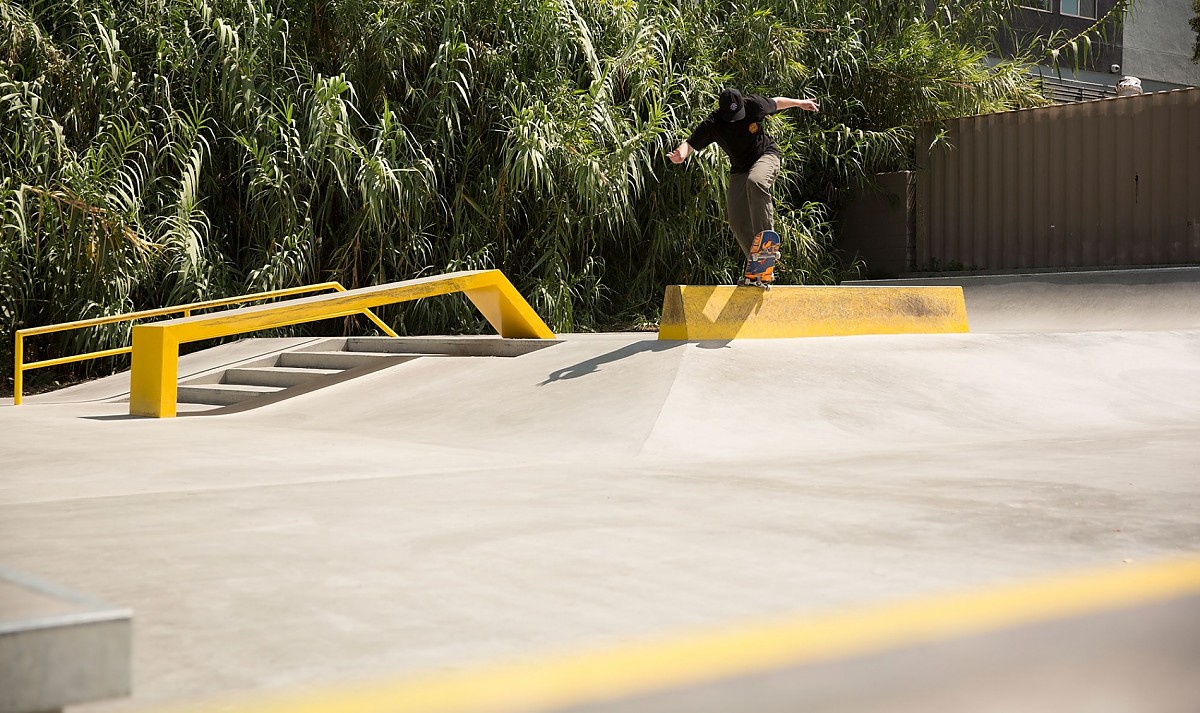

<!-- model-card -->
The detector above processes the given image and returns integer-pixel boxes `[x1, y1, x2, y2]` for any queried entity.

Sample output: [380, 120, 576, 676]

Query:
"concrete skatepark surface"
[1, 269, 1199, 711]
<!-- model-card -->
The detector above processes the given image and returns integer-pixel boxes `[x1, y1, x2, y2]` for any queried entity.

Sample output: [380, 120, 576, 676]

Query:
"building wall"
[836, 173, 914, 279]
[912, 88, 1200, 272]
[997, 1, 1199, 93]
[1006, 1, 1124, 74]
[1123, 0, 1200, 88]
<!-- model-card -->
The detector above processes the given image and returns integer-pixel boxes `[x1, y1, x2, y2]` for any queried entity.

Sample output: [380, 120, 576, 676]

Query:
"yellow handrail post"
[463, 278, 556, 339]
[129, 325, 180, 418]
[13, 333, 23, 406]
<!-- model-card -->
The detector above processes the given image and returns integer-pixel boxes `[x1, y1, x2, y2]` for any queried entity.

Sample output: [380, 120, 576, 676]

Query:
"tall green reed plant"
[0, 0, 1125, 391]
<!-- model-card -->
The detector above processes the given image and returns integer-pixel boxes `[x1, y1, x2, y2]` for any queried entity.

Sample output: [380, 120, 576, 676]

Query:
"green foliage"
[1036, 0, 1136, 75]
[2, 0, 1048, 390]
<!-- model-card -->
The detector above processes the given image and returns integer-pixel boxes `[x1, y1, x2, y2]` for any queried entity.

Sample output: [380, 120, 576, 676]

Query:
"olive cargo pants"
[726, 153, 781, 259]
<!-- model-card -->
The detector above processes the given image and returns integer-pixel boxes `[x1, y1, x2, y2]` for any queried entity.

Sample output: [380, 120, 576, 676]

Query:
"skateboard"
[740, 230, 781, 288]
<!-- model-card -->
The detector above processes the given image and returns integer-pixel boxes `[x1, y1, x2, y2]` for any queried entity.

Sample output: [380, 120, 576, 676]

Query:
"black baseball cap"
[718, 88, 746, 122]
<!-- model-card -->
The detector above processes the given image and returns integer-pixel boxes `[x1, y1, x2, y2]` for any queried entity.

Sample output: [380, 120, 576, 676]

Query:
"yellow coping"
[658, 285, 970, 340]
[176, 556, 1200, 713]
[129, 270, 554, 417]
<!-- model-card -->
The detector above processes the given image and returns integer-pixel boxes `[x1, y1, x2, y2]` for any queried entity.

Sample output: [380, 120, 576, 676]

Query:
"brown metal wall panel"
[1166, 92, 1189, 260]
[931, 127, 944, 268]
[1131, 96, 1152, 265]
[985, 113, 1002, 269]
[1096, 98, 1118, 267]
[1000, 112, 1019, 268]
[1151, 95, 1171, 263]
[913, 88, 1200, 272]
[1066, 102, 1086, 267]
[914, 127, 930, 270]
[938, 130, 950, 266]
[1033, 105, 1052, 267]
[1052, 104, 1071, 267]
[1112, 96, 1135, 265]
[1084, 99, 1099, 266]
[1017, 109, 1035, 269]
[962, 117, 975, 268]
[1190, 92, 1200, 261]
[954, 120, 970, 268]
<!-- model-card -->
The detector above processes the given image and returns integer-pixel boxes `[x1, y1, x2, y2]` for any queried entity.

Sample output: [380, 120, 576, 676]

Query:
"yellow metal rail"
[12, 282, 397, 406]
[129, 269, 554, 417]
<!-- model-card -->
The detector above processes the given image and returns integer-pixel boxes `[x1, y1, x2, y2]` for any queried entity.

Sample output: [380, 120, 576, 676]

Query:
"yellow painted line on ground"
[658, 285, 970, 340]
[178, 556, 1200, 713]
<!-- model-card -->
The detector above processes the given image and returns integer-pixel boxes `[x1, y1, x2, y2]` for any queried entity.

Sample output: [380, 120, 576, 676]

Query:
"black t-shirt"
[686, 95, 781, 174]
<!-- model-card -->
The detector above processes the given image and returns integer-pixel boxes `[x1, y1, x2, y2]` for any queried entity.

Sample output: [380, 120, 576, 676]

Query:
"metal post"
[128, 326, 180, 418]
[13, 333, 22, 406]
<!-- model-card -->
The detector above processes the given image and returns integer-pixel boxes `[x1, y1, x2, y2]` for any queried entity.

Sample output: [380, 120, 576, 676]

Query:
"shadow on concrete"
[81, 414, 145, 421]
[541, 340, 686, 384]
[661, 285, 767, 340]
[540, 336, 737, 385]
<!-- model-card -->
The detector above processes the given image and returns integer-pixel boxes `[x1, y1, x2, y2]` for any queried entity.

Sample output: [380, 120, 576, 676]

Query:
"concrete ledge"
[0, 569, 132, 713]
[658, 285, 969, 340]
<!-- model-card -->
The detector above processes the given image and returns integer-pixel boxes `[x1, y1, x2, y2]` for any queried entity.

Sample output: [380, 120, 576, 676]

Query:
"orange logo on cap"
[749, 122, 760, 134]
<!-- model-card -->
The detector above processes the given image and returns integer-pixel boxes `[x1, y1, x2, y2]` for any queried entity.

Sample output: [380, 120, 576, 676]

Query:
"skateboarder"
[667, 89, 819, 262]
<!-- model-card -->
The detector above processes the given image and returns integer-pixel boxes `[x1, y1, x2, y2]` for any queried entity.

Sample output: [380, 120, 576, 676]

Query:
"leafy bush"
[2, 0, 1050, 390]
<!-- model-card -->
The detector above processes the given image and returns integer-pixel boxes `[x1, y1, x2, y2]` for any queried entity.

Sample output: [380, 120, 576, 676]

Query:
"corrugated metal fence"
[914, 88, 1200, 272]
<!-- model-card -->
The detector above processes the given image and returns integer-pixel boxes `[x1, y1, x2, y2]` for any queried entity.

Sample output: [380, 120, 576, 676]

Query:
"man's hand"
[668, 141, 692, 164]
[796, 98, 819, 112]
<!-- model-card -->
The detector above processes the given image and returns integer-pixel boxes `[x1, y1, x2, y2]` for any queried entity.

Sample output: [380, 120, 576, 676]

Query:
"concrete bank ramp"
[846, 266, 1200, 332]
[241, 330, 1200, 466]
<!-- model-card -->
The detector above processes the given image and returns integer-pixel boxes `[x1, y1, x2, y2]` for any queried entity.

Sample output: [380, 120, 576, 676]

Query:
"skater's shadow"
[541, 286, 763, 384]
[695, 285, 768, 329]
[541, 337, 733, 384]
[542, 341, 680, 384]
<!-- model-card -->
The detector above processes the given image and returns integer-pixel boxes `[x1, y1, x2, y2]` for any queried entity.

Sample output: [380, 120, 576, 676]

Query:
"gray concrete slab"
[0, 569, 132, 713]
[0, 318, 1198, 711]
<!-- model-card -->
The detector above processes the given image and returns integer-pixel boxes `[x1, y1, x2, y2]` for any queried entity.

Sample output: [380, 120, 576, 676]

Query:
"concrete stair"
[276, 350, 424, 371]
[177, 382, 284, 406]
[175, 336, 558, 411]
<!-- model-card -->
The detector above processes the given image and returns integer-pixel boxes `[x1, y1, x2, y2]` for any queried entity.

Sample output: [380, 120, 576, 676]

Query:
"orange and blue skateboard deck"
[742, 230, 780, 287]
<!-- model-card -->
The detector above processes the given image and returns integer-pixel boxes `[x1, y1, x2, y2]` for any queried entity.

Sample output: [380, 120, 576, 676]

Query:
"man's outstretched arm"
[772, 97, 820, 112]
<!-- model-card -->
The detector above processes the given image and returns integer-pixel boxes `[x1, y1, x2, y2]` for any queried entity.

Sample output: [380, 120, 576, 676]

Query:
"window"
[1061, 0, 1097, 18]
[1022, 0, 1052, 10]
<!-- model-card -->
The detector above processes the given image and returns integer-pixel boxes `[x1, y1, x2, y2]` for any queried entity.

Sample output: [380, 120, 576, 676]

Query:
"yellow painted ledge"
[658, 285, 970, 340]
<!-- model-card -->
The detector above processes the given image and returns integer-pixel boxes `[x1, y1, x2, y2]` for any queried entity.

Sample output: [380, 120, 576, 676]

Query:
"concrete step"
[223, 366, 341, 388]
[277, 350, 423, 370]
[177, 383, 283, 406]
[346, 336, 558, 358]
